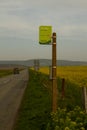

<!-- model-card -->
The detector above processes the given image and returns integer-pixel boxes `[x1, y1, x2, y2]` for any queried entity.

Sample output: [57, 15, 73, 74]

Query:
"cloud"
[58, 24, 87, 37]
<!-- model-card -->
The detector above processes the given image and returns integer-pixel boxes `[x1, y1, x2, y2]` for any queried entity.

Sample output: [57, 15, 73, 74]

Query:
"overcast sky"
[0, 0, 87, 61]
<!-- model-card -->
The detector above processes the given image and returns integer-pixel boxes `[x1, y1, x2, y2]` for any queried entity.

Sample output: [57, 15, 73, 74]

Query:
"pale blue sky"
[0, 0, 87, 61]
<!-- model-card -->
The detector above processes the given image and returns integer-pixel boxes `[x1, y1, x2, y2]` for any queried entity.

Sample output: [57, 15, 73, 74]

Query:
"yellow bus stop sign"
[39, 26, 52, 44]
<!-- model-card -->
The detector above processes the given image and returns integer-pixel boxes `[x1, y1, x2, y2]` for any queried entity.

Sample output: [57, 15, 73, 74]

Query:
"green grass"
[14, 69, 52, 130]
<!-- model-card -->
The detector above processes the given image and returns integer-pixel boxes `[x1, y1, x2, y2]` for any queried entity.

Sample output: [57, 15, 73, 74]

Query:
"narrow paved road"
[0, 69, 29, 130]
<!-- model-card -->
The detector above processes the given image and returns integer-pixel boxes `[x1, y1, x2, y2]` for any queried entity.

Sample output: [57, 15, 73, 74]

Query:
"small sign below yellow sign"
[39, 26, 52, 44]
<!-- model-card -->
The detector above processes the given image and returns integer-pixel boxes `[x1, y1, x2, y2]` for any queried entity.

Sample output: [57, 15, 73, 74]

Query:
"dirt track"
[0, 69, 29, 130]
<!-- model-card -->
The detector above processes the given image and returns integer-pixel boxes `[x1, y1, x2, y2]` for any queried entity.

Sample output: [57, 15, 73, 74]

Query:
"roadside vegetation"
[0, 69, 13, 78]
[14, 67, 87, 130]
[14, 69, 52, 130]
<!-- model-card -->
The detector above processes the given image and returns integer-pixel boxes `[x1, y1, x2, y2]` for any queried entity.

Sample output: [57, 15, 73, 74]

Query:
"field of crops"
[39, 66, 87, 87]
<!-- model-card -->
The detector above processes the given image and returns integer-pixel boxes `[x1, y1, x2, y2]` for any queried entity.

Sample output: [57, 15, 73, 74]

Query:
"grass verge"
[14, 69, 52, 130]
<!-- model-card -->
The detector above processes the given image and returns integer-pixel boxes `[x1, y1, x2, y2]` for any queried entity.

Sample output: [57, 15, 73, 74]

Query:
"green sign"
[39, 26, 52, 44]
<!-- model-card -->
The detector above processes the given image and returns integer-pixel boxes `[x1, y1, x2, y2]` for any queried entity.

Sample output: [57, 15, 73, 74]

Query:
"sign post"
[39, 26, 58, 112]
[52, 32, 57, 112]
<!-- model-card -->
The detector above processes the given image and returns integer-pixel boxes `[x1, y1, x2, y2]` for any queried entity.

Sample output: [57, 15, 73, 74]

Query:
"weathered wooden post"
[52, 32, 58, 112]
[82, 86, 87, 112]
[61, 78, 65, 99]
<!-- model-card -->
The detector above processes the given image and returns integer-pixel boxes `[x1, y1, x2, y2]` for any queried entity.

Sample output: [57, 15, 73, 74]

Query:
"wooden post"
[52, 32, 58, 112]
[82, 87, 87, 112]
[61, 78, 65, 99]
[82, 87, 85, 110]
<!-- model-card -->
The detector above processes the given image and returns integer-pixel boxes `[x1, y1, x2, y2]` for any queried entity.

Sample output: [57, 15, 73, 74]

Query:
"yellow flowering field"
[39, 66, 87, 87]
